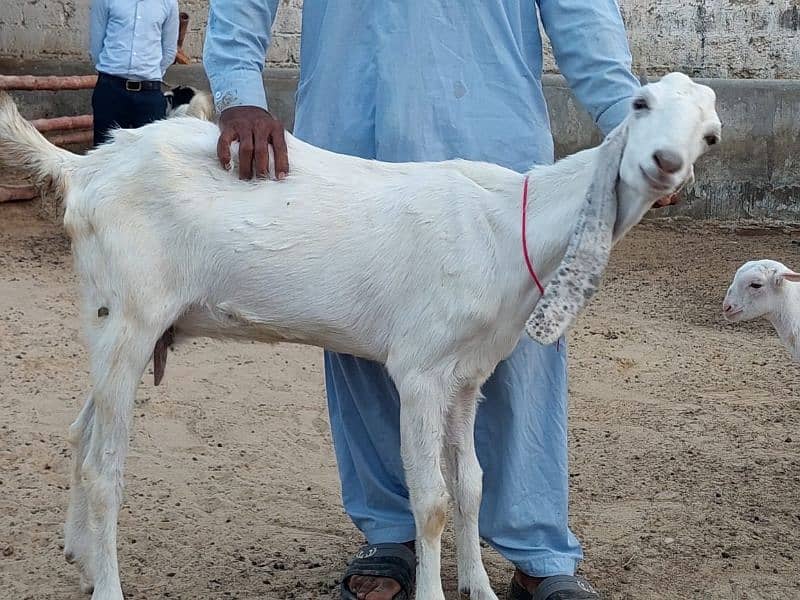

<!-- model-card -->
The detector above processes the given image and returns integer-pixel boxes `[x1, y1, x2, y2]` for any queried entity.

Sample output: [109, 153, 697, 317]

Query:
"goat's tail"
[0, 91, 81, 196]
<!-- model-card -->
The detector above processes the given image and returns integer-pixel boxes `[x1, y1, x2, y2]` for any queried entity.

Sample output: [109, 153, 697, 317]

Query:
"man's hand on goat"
[217, 106, 289, 181]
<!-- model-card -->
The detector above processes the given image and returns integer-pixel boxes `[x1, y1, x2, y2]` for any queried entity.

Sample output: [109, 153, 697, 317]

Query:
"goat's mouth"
[723, 307, 744, 321]
[640, 167, 675, 193]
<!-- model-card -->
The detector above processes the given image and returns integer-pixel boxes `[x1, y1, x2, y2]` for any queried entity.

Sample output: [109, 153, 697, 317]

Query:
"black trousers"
[91, 74, 166, 146]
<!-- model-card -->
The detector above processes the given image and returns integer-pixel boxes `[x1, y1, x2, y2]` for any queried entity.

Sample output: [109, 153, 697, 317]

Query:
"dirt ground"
[1, 202, 798, 600]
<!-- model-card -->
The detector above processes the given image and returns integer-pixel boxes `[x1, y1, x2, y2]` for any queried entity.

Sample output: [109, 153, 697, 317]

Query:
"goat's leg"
[396, 375, 449, 600]
[444, 387, 497, 600]
[65, 393, 98, 594]
[80, 320, 155, 600]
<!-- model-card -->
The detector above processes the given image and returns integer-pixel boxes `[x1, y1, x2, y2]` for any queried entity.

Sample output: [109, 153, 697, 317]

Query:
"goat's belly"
[173, 304, 388, 362]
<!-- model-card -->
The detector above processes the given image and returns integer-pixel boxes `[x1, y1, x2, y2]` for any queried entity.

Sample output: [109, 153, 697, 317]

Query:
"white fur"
[0, 72, 720, 600]
[724, 259, 800, 360]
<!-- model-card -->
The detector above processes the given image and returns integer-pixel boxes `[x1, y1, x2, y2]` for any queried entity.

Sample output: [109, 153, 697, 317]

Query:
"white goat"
[724, 259, 800, 360]
[0, 72, 720, 600]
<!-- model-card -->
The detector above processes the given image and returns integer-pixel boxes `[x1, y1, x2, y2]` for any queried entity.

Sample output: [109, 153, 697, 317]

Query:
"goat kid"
[0, 72, 720, 600]
[724, 259, 800, 360]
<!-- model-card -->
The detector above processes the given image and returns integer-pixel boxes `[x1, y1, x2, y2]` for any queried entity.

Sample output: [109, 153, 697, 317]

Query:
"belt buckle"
[125, 80, 142, 92]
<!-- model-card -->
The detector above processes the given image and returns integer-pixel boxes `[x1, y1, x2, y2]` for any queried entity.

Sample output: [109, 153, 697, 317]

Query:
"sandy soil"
[1, 202, 798, 600]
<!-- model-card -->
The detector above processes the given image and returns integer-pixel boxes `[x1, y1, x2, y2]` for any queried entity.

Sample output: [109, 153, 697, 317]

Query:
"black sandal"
[341, 543, 416, 600]
[507, 575, 600, 600]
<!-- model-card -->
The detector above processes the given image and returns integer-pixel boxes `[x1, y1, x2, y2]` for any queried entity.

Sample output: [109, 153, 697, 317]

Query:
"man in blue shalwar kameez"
[204, 3, 645, 598]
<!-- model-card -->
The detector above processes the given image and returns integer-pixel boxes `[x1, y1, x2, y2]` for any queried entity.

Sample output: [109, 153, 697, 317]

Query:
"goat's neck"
[474, 144, 643, 338]
[767, 285, 800, 360]
[523, 145, 643, 283]
[505, 145, 642, 332]
[471, 147, 601, 333]
[521, 147, 599, 279]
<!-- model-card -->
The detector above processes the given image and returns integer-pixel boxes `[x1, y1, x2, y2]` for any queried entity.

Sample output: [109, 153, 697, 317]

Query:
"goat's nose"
[723, 301, 732, 313]
[652, 149, 684, 174]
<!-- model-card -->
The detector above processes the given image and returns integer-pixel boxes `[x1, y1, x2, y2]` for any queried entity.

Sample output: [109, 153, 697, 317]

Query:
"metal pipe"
[0, 75, 97, 91]
[0, 185, 37, 203]
[31, 114, 93, 132]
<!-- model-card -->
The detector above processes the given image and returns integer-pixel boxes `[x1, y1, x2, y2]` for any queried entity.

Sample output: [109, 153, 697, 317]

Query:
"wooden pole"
[0, 185, 37, 203]
[30, 114, 93, 132]
[0, 75, 97, 91]
[45, 129, 94, 146]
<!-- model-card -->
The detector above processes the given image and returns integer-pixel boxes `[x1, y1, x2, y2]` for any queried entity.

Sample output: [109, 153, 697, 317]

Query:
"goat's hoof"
[461, 590, 498, 600]
[79, 576, 94, 595]
[89, 584, 124, 600]
[458, 582, 498, 600]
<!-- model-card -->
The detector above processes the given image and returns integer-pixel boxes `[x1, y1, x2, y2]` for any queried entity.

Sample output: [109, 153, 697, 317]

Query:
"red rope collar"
[522, 175, 561, 351]
[521, 175, 545, 296]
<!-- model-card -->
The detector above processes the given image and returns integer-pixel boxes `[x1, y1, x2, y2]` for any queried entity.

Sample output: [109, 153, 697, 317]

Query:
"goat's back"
[63, 117, 526, 365]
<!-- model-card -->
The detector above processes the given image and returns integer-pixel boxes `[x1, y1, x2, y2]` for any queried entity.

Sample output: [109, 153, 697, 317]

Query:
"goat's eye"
[704, 134, 718, 146]
[632, 97, 649, 111]
[750, 282, 762, 289]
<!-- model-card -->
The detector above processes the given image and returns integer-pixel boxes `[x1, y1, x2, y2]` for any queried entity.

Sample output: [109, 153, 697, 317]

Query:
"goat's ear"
[524, 121, 628, 346]
[778, 269, 800, 284]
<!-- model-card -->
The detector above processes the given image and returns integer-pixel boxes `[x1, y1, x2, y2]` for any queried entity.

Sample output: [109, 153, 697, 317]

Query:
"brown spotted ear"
[525, 121, 628, 346]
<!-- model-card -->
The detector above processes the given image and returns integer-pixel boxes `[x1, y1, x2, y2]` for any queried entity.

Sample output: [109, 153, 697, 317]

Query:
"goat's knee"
[413, 487, 450, 542]
[82, 459, 124, 514]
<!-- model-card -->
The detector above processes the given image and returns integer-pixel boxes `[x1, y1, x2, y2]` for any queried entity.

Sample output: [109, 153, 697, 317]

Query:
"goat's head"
[164, 85, 198, 115]
[723, 259, 800, 323]
[615, 72, 721, 238]
[525, 72, 721, 345]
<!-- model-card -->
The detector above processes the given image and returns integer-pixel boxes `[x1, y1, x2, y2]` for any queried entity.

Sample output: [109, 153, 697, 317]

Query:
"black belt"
[98, 72, 162, 92]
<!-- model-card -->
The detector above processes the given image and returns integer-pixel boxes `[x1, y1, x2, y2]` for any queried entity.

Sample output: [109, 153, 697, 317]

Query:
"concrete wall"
[1, 1, 799, 79]
[2, 60, 798, 222]
[0, 0, 302, 69]
[615, 0, 800, 79]
[544, 77, 800, 222]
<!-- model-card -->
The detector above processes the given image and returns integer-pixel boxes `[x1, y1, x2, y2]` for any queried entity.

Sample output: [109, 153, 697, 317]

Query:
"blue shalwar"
[204, 0, 639, 577]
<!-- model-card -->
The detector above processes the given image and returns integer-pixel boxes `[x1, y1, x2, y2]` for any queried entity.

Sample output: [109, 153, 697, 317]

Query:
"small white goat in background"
[724, 259, 800, 360]
[0, 72, 720, 600]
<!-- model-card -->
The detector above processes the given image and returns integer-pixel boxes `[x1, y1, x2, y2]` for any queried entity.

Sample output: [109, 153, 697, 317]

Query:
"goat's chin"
[612, 179, 659, 244]
[612, 203, 648, 245]
[722, 310, 745, 322]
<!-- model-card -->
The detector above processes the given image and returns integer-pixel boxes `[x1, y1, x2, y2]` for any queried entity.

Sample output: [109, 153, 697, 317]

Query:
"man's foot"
[341, 542, 416, 600]
[508, 570, 600, 599]
[346, 575, 402, 600]
[513, 569, 545, 595]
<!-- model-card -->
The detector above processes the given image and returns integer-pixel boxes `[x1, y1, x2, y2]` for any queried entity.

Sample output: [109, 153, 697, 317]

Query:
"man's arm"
[160, 1, 179, 77]
[203, 0, 288, 180]
[89, 0, 109, 66]
[537, 0, 640, 135]
[538, 1, 678, 207]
